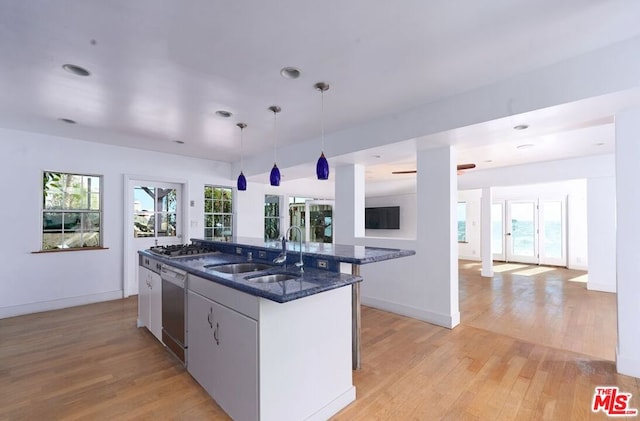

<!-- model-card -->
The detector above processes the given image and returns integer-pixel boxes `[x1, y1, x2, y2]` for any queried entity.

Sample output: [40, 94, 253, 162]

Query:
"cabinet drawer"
[188, 274, 259, 320]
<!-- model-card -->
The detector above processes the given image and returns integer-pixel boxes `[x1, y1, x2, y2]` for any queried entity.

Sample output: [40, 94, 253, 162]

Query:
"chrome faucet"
[273, 225, 304, 272]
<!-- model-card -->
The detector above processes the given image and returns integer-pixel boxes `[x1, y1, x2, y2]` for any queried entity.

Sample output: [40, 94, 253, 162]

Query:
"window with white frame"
[204, 185, 233, 239]
[42, 171, 102, 250]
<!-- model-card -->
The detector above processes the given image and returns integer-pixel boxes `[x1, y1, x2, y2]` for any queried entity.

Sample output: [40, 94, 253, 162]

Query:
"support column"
[416, 146, 460, 328]
[334, 164, 365, 244]
[615, 108, 640, 378]
[480, 187, 494, 277]
[334, 164, 366, 369]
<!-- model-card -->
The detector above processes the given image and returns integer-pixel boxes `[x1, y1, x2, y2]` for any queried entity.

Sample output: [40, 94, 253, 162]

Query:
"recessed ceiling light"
[595, 142, 605, 146]
[513, 124, 529, 131]
[58, 118, 76, 124]
[516, 143, 534, 149]
[280, 67, 301, 79]
[62, 63, 90, 77]
[174, 140, 185, 144]
[215, 110, 232, 118]
[372, 154, 381, 159]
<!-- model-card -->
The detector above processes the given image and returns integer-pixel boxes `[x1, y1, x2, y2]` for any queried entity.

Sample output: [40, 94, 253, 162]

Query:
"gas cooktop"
[148, 244, 218, 258]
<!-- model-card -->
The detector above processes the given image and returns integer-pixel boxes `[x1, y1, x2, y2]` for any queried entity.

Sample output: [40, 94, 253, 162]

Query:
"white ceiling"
[1, 0, 639, 182]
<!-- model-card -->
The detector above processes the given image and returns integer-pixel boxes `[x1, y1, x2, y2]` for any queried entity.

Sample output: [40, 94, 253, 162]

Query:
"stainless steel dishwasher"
[161, 264, 188, 364]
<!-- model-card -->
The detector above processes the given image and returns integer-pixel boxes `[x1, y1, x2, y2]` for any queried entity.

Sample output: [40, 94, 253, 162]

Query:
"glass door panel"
[540, 199, 566, 266]
[307, 202, 333, 243]
[506, 201, 538, 264]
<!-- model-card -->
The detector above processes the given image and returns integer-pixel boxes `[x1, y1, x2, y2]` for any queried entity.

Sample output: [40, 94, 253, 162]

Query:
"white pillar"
[416, 146, 460, 328]
[615, 108, 640, 378]
[480, 187, 494, 277]
[586, 177, 616, 292]
[334, 164, 365, 244]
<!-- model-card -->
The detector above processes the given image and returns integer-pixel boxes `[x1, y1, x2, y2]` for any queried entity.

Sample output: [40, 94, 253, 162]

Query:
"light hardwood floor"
[1, 262, 637, 420]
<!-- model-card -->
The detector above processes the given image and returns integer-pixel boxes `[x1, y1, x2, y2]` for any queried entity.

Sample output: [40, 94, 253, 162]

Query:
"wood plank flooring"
[1, 262, 637, 420]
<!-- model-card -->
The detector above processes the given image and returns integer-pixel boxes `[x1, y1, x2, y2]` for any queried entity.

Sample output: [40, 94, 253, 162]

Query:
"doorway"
[124, 176, 185, 296]
[492, 197, 567, 266]
[288, 197, 334, 243]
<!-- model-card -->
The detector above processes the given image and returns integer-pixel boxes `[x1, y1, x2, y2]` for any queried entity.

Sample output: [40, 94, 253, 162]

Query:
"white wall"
[0, 128, 232, 317]
[457, 189, 482, 260]
[615, 107, 640, 378]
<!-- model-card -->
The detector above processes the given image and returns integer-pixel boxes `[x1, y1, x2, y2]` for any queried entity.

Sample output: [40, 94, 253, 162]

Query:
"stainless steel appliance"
[150, 243, 217, 258]
[161, 264, 188, 364]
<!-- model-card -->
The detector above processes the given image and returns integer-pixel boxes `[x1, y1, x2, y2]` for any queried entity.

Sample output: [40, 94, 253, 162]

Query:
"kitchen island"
[138, 238, 414, 421]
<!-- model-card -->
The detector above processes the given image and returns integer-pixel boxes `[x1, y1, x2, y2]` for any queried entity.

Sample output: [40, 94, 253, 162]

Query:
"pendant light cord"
[240, 126, 244, 170]
[273, 109, 277, 164]
[321, 89, 325, 152]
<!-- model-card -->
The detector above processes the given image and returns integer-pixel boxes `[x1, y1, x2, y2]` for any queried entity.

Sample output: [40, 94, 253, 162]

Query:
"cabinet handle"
[214, 322, 220, 345]
[207, 307, 213, 329]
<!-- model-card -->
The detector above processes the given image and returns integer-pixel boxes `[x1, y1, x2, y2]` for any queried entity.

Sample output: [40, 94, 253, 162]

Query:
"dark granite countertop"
[138, 249, 361, 303]
[192, 237, 416, 265]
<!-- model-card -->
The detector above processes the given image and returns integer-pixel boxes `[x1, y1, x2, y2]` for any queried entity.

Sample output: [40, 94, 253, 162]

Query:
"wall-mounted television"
[365, 206, 400, 229]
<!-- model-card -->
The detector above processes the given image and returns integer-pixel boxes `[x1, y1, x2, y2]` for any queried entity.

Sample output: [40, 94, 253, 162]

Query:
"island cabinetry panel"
[137, 266, 162, 342]
[187, 289, 258, 421]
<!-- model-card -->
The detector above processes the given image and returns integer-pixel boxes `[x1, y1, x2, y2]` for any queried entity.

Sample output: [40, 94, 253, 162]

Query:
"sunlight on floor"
[569, 274, 588, 283]
[460, 262, 482, 270]
[512, 266, 556, 276]
[493, 263, 529, 273]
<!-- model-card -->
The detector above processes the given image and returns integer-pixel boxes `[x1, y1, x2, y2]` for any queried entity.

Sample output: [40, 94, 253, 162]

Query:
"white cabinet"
[187, 274, 354, 421]
[138, 266, 163, 342]
[187, 290, 258, 421]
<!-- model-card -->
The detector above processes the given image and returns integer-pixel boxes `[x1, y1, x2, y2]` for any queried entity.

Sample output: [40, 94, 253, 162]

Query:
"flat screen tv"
[365, 206, 400, 229]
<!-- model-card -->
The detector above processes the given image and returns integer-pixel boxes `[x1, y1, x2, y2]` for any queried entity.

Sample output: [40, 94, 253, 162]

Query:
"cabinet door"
[187, 290, 218, 396]
[137, 266, 151, 329]
[211, 300, 258, 421]
[148, 271, 163, 342]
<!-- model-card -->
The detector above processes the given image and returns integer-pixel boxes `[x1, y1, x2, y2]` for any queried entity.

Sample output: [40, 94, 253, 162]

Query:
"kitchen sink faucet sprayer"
[273, 225, 304, 272]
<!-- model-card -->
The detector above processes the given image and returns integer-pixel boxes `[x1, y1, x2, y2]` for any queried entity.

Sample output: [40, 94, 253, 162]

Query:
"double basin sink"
[204, 262, 298, 283]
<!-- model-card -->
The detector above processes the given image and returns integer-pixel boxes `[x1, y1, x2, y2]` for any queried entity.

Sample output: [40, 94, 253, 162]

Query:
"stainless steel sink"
[205, 262, 273, 274]
[246, 273, 299, 283]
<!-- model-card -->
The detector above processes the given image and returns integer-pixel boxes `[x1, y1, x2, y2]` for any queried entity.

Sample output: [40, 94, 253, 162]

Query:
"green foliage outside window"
[42, 171, 102, 250]
[204, 185, 233, 239]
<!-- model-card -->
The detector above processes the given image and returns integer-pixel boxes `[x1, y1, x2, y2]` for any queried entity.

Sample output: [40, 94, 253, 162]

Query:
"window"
[457, 202, 467, 242]
[133, 185, 177, 238]
[42, 171, 102, 250]
[264, 195, 280, 240]
[204, 185, 233, 239]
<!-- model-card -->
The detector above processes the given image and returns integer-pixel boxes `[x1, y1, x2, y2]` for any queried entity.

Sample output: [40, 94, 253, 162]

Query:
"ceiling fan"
[392, 163, 476, 175]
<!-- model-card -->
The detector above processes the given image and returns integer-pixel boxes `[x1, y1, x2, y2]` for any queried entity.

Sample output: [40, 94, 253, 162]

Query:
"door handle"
[214, 322, 220, 345]
[505, 233, 512, 236]
[207, 307, 213, 329]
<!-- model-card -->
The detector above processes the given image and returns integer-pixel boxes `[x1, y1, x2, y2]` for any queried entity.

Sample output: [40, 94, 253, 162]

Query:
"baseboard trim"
[307, 385, 356, 421]
[587, 283, 616, 293]
[362, 296, 460, 329]
[0, 290, 124, 319]
[616, 351, 640, 378]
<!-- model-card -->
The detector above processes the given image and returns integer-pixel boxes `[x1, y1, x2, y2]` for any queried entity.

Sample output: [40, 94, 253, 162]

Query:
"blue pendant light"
[236, 123, 247, 191]
[268, 105, 281, 186]
[314, 82, 330, 180]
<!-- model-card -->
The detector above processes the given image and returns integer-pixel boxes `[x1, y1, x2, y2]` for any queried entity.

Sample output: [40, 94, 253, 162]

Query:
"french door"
[492, 198, 566, 266]
[288, 199, 335, 243]
[124, 177, 185, 296]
